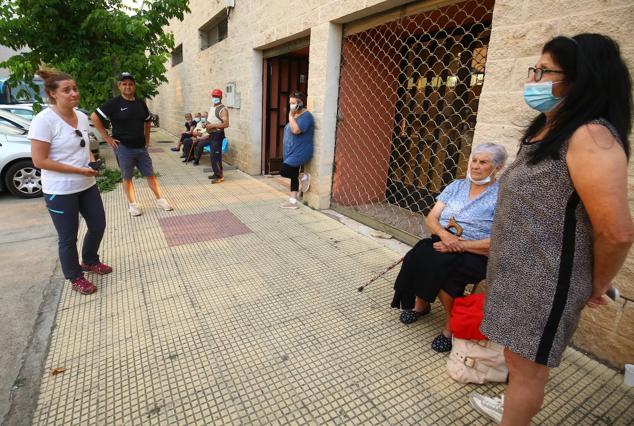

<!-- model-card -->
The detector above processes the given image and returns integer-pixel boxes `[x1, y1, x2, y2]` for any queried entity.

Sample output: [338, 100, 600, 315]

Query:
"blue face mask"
[212, 98, 220, 105]
[524, 82, 563, 112]
[193, 117, 200, 123]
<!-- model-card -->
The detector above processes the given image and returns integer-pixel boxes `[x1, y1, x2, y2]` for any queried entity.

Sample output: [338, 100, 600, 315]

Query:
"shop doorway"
[262, 39, 309, 174]
[331, 0, 494, 240]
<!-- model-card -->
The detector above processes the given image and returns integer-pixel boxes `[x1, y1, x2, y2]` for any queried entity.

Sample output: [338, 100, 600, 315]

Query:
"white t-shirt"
[28, 108, 95, 195]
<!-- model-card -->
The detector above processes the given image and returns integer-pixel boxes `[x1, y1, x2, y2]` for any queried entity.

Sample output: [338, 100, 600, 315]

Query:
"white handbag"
[447, 337, 508, 384]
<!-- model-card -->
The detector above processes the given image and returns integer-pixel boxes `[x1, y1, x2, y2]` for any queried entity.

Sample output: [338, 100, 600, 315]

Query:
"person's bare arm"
[288, 110, 302, 135]
[567, 124, 634, 307]
[31, 140, 96, 176]
[218, 108, 229, 129]
[144, 121, 151, 147]
[425, 201, 464, 252]
[90, 112, 119, 149]
[458, 238, 490, 256]
[434, 238, 490, 256]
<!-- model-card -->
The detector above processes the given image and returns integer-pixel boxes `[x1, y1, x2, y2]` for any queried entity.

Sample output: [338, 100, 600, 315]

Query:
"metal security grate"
[332, 0, 494, 241]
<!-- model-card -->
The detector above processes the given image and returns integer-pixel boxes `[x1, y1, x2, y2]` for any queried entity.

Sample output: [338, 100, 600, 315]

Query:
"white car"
[0, 105, 101, 161]
[0, 110, 102, 198]
[0, 122, 42, 198]
[0, 104, 36, 120]
[0, 109, 31, 132]
[0, 104, 106, 146]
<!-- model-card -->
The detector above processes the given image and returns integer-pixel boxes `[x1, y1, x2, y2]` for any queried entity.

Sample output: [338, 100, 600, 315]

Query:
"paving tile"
[158, 210, 252, 246]
[32, 129, 634, 425]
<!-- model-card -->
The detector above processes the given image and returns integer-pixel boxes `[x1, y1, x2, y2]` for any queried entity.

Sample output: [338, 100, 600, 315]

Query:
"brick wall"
[474, 0, 634, 368]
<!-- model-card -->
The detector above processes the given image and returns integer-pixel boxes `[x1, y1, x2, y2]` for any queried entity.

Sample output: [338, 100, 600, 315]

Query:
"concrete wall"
[474, 0, 634, 368]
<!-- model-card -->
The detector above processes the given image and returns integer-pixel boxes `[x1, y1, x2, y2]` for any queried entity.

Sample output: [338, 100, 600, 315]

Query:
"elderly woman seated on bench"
[391, 143, 507, 353]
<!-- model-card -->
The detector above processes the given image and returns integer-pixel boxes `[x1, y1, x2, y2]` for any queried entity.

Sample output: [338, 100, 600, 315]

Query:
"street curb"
[2, 263, 64, 426]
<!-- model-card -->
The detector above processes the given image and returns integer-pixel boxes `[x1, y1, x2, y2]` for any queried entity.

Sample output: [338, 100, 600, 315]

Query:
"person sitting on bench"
[171, 112, 198, 152]
[181, 112, 209, 163]
[390, 143, 507, 353]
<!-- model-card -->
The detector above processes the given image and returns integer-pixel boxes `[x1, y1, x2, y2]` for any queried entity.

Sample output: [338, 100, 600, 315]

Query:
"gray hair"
[471, 143, 508, 167]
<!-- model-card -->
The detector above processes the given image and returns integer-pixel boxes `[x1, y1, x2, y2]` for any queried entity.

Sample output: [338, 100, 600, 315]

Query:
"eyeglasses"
[528, 67, 564, 82]
[74, 129, 86, 147]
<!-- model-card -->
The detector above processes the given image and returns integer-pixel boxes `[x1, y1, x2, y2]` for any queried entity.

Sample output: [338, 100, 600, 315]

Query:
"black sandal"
[399, 305, 431, 324]
[431, 333, 453, 352]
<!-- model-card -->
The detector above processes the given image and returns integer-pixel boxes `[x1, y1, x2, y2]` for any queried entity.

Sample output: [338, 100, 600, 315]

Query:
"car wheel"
[5, 160, 42, 198]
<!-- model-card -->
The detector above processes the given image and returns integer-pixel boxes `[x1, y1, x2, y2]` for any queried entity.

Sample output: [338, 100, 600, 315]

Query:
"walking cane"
[357, 216, 463, 293]
[185, 139, 196, 164]
[357, 257, 404, 292]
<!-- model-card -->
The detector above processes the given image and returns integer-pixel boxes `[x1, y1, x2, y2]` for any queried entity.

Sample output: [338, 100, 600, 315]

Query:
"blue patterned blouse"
[436, 178, 499, 241]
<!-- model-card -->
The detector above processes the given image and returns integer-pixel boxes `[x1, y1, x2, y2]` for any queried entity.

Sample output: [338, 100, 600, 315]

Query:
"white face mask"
[466, 169, 495, 186]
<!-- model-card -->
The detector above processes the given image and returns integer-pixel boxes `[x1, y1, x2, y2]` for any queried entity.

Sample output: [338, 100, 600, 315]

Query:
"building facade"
[149, 0, 634, 368]
[0, 46, 18, 78]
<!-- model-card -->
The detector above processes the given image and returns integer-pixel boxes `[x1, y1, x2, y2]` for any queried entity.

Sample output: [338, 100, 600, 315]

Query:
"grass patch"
[96, 168, 161, 193]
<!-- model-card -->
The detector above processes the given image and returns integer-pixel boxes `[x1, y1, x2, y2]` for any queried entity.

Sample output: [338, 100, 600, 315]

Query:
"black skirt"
[391, 235, 488, 310]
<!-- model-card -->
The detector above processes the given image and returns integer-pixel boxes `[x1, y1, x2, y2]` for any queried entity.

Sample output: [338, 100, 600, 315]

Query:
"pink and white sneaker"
[81, 262, 113, 275]
[70, 275, 97, 295]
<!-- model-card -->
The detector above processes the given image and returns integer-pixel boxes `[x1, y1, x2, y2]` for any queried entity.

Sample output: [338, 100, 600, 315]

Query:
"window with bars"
[199, 13, 228, 51]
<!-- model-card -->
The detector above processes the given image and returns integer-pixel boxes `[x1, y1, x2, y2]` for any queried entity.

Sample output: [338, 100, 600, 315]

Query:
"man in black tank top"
[91, 72, 173, 216]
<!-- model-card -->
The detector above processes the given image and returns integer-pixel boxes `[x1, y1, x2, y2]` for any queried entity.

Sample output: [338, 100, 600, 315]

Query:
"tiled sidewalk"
[32, 130, 633, 425]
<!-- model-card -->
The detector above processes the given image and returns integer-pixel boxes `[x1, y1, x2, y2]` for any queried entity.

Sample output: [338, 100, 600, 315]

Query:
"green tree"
[0, 0, 189, 109]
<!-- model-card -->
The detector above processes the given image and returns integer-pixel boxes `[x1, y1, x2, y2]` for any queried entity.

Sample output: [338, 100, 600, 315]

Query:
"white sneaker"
[469, 393, 504, 424]
[128, 203, 142, 217]
[299, 172, 311, 193]
[279, 201, 299, 209]
[155, 198, 173, 211]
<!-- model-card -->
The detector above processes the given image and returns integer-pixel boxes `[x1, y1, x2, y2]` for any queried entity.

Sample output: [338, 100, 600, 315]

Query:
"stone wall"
[474, 0, 634, 368]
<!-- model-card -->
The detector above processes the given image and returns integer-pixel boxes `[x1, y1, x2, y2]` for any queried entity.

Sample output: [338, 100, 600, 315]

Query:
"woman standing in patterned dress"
[470, 34, 633, 425]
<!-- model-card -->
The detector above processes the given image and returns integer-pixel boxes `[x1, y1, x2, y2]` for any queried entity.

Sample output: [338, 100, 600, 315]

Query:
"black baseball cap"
[118, 72, 135, 82]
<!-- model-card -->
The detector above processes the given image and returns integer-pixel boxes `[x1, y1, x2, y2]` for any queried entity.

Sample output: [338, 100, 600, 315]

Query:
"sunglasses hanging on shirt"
[74, 129, 86, 147]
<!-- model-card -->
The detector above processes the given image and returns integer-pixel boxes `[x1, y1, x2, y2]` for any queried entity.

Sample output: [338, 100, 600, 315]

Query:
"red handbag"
[450, 293, 486, 340]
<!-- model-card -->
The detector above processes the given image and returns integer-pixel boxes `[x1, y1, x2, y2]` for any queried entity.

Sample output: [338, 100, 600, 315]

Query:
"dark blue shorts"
[115, 145, 154, 179]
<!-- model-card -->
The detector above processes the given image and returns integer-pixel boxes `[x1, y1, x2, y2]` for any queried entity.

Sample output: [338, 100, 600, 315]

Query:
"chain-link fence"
[331, 0, 494, 241]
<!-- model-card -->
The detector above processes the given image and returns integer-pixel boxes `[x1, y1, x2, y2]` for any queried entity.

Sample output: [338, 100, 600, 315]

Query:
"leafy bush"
[96, 168, 160, 193]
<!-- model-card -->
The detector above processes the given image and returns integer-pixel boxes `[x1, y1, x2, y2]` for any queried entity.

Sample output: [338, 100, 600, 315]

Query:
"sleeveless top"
[481, 118, 624, 367]
[207, 105, 226, 132]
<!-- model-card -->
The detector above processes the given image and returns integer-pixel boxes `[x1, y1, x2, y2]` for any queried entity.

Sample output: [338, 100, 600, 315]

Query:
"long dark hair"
[523, 34, 632, 164]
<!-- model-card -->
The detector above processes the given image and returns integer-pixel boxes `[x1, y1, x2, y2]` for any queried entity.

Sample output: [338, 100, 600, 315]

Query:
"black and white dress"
[481, 119, 622, 368]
